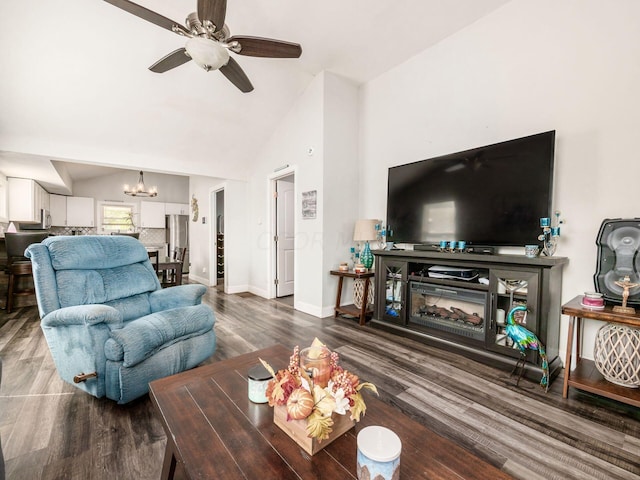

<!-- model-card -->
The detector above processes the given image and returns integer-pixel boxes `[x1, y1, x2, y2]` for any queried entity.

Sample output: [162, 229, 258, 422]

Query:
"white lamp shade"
[185, 37, 230, 71]
[353, 219, 379, 242]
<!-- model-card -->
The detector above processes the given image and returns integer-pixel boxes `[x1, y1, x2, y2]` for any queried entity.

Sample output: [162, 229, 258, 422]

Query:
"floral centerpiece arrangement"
[261, 338, 377, 444]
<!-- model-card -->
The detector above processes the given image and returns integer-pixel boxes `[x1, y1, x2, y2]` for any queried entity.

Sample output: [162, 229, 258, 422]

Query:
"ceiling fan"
[103, 0, 302, 92]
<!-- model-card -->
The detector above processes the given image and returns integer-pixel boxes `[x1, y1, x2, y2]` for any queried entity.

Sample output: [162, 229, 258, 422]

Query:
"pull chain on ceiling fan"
[103, 0, 303, 92]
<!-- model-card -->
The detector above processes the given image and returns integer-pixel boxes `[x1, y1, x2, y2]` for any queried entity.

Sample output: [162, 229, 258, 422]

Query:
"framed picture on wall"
[302, 190, 317, 219]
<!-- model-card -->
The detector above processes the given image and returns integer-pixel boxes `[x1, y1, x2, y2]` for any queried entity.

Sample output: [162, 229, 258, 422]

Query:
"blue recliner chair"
[25, 235, 216, 404]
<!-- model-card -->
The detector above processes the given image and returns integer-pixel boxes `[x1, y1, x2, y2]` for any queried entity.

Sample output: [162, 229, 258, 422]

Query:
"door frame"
[209, 183, 225, 290]
[268, 166, 297, 299]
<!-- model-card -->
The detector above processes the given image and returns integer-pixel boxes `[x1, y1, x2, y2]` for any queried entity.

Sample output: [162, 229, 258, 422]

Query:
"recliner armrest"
[104, 304, 215, 367]
[41, 304, 123, 328]
[148, 284, 207, 312]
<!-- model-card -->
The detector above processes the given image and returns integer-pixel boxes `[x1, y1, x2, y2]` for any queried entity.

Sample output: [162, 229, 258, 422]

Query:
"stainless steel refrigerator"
[166, 214, 189, 274]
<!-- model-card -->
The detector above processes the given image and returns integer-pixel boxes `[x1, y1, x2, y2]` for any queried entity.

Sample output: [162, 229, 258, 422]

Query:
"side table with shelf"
[330, 270, 375, 325]
[562, 295, 640, 408]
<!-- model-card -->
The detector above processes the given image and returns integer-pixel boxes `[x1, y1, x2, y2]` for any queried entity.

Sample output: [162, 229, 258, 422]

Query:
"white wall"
[248, 73, 325, 314]
[222, 179, 250, 293]
[188, 175, 224, 286]
[247, 72, 360, 316]
[358, 0, 640, 361]
[71, 170, 188, 204]
[321, 73, 361, 312]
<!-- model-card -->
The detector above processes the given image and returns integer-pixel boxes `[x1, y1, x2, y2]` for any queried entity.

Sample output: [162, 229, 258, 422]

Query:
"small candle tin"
[354, 263, 366, 274]
[582, 292, 605, 309]
[248, 364, 272, 404]
[357, 426, 402, 480]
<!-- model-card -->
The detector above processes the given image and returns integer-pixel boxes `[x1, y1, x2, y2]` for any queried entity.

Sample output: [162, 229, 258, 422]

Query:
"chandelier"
[124, 171, 158, 197]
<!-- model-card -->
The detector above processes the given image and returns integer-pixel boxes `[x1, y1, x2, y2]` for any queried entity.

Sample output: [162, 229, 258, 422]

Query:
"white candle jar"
[357, 425, 402, 480]
[248, 364, 272, 403]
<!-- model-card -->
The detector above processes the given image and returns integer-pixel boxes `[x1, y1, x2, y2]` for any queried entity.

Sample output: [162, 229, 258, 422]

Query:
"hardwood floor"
[0, 288, 639, 479]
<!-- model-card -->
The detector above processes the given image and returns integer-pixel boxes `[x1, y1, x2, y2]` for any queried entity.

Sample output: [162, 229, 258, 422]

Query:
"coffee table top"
[149, 344, 512, 479]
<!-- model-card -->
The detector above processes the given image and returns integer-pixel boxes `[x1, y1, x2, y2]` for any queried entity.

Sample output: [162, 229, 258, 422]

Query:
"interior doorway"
[216, 189, 225, 290]
[274, 173, 295, 298]
[212, 187, 225, 291]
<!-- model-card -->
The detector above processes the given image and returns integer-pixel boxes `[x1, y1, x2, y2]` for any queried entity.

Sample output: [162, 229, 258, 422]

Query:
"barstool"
[5, 232, 49, 313]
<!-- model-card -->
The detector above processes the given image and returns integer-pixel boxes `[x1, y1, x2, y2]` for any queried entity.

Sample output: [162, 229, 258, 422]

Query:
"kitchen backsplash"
[0, 222, 166, 246]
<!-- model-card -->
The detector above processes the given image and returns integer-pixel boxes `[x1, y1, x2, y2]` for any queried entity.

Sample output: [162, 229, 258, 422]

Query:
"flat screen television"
[386, 131, 555, 247]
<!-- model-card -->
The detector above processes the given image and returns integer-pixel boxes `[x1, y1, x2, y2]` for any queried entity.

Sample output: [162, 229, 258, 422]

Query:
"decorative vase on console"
[360, 241, 374, 269]
[353, 219, 379, 270]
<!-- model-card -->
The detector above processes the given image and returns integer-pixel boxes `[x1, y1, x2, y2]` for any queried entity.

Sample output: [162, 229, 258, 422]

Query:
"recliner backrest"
[26, 235, 161, 319]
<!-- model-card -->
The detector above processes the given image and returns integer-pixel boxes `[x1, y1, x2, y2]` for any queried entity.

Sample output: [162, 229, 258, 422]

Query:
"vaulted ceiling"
[0, 0, 510, 191]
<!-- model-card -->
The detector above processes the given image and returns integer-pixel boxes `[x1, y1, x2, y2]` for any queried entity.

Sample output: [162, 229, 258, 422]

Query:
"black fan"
[104, 0, 302, 92]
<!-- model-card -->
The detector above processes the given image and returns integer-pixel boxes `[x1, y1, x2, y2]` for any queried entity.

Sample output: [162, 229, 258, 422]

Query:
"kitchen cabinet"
[165, 203, 190, 215]
[140, 201, 165, 228]
[50, 194, 67, 226]
[66, 196, 95, 227]
[50, 195, 94, 227]
[8, 178, 49, 222]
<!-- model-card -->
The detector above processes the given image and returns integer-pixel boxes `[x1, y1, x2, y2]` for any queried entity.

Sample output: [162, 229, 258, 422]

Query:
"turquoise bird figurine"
[505, 305, 549, 392]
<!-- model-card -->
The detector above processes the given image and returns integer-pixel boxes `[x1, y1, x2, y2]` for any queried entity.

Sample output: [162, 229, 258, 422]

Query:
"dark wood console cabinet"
[373, 249, 568, 382]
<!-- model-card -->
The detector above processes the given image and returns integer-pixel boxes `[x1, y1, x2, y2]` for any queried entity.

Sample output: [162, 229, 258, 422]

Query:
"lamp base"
[361, 242, 374, 269]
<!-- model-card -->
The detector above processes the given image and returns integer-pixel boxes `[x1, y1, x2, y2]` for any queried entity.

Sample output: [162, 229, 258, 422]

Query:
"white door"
[276, 178, 295, 297]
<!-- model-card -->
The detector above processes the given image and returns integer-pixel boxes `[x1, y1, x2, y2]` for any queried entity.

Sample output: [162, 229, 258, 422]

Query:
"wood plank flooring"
[0, 288, 639, 479]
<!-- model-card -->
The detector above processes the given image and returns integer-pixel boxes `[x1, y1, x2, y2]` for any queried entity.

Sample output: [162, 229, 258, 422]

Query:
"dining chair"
[5, 232, 49, 313]
[162, 247, 187, 287]
[148, 250, 159, 273]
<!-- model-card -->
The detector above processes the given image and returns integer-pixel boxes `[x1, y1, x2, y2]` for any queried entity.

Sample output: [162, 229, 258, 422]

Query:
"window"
[100, 203, 136, 234]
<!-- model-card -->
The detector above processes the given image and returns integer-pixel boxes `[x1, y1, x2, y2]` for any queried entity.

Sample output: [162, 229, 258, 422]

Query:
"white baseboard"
[187, 273, 209, 285]
[248, 285, 269, 298]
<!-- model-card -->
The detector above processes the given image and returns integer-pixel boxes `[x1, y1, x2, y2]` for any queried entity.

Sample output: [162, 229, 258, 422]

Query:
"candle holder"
[299, 346, 331, 388]
[537, 211, 563, 256]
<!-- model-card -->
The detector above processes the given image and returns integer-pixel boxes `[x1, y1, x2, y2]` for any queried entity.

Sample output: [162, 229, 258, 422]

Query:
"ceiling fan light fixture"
[124, 171, 158, 197]
[185, 37, 230, 71]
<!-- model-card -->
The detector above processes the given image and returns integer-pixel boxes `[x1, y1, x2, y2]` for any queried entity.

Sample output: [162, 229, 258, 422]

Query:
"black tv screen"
[386, 131, 555, 247]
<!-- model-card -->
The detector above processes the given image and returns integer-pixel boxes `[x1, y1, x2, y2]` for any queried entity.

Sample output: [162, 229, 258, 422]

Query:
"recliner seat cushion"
[105, 304, 215, 367]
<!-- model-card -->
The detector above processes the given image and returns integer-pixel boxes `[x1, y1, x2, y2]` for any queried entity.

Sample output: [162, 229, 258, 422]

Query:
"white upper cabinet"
[140, 201, 165, 228]
[50, 194, 67, 226]
[66, 196, 95, 227]
[8, 178, 49, 222]
[165, 202, 190, 215]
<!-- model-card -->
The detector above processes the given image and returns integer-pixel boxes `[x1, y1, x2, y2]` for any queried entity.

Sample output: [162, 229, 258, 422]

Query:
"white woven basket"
[353, 278, 375, 310]
[593, 323, 640, 388]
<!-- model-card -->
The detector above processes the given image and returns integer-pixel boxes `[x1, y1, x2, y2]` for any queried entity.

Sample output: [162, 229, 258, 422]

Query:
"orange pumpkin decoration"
[286, 388, 314, 420]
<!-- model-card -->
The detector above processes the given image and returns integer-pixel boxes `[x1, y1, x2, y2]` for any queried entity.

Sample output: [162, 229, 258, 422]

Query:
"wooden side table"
[330, 270, 375, 325]
[562, 295, 640, 408]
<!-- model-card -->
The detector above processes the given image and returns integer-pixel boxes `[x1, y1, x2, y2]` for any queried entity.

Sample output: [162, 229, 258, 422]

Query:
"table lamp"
[353, 219, 378, 269]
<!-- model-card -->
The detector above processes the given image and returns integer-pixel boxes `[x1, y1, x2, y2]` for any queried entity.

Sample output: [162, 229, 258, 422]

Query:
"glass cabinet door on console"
[378, 259, 407, 325]
[488, 268, 540, 362]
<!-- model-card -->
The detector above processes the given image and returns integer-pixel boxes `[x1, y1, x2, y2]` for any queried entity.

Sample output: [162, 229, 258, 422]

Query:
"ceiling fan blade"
[103, 0, 183, 32]
[149, 48, 192, 73]
[198, 0, 227, 32]
[219, 57, 254, 93]
[226, 36, 302, 58]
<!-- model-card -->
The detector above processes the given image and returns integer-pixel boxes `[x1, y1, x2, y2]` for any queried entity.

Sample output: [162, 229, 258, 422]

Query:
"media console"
[372, 249, 568, 382]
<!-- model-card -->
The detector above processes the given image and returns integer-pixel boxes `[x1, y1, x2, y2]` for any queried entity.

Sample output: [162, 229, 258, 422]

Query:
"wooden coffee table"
[149, 344, 512, 479]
